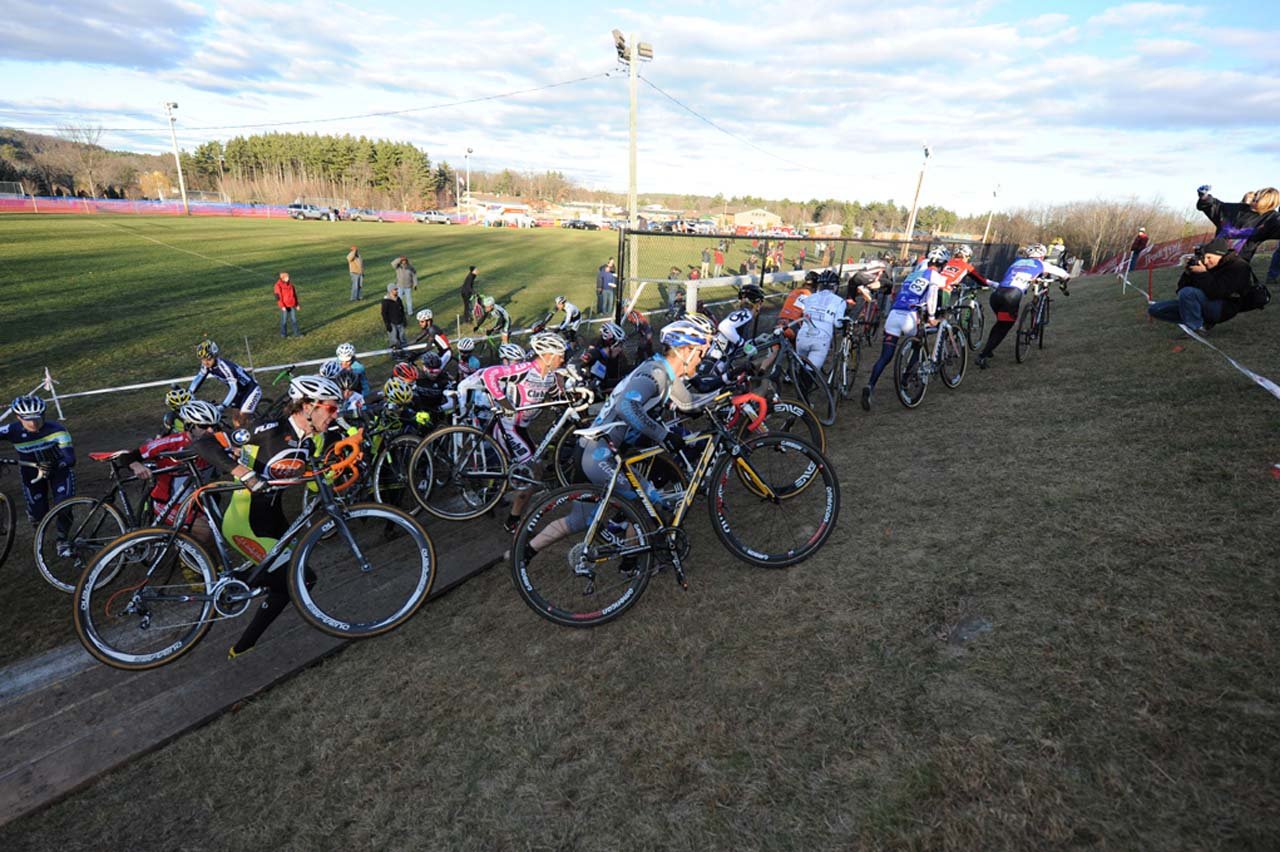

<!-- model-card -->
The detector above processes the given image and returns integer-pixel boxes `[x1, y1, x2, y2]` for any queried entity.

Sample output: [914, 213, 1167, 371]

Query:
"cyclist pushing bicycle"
[975, 243, 1071, 369]
[189, 339, 262, 427]
[192, 374, 344, 658]
[0, 395, 76, 551]
[861, 247, 949, 411]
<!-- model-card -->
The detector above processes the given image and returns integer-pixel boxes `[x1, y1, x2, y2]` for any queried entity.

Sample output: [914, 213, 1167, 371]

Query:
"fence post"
[44, 368, 64, 420]
[1147, 269, 1154, 322]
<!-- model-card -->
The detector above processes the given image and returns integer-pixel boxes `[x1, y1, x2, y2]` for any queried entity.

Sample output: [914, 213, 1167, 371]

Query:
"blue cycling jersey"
[0, 420, 75, 467]
[591, 355, 677, 447]
[189, 357, 258, 407]
[997, 258, 1070, 292]
[891, 268, 944, 312]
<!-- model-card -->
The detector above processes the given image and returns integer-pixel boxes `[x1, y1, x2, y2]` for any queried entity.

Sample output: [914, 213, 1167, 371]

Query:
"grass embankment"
[4, 265, 1278, 848]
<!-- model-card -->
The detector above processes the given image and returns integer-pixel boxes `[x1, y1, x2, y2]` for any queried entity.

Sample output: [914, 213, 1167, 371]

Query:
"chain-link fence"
[615, 230, 1018, 323]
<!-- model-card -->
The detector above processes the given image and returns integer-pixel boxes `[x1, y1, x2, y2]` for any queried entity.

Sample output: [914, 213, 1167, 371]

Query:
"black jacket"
[1197, 194, 1280, 261]
[1177, 251, 1254, 320]
[381, 296, 406, 329]
[461, 271, 476, 296]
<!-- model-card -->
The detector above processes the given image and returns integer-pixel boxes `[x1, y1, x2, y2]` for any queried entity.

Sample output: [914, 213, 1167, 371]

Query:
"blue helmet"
[660, 319, 712, 349]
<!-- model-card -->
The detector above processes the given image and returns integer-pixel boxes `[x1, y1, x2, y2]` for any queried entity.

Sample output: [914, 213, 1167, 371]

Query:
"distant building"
[804, 222, 844, 238]
[733, 208, 783, 229]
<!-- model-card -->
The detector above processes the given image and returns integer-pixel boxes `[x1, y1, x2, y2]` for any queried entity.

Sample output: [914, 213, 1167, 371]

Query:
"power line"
[0, 71, 613, 135]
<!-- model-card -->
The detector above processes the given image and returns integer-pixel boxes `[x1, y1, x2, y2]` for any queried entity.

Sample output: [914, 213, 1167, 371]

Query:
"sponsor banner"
[1087, 232, 1214, 276]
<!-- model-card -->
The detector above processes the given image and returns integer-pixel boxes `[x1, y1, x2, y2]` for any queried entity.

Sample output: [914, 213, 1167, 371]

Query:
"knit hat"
[1202, 238, 1231, 256]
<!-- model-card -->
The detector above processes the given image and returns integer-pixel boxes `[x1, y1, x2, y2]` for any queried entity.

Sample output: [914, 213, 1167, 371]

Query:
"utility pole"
[613, 29, 653, 317]
[981, 184, 1001, 244]
[901, 144, 930, 259]
[465, 147, 473, 220]
[164, 101, 190, 215]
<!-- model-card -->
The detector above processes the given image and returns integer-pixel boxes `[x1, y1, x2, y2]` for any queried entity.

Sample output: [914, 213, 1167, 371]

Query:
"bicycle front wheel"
[410, 425, 509, 521]
[736, 397, 826, 454]
[940, 326, 968, 389]
[1038, 297, 1050, 350]
[708, 434, 840, 568]
[73, 528, 215, 671]
[371, 433, 426, 515]
[894, 337, 928, 408]
[552, 425, 582, 487]
[0, 491, 16, 568]
[1015, 299, 1036, 363]
[289, 502, 435, 638]
[511, 485, 655, 628]
[34, 496, 128, 594]
[962, 301, 986, 351]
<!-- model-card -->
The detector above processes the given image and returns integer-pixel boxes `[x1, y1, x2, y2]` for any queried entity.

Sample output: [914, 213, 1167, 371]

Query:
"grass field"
[2, 222, 1278, 849]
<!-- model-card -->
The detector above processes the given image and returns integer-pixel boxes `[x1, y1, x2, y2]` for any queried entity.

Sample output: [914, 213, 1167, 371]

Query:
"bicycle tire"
[1039, 296, 1050, 350]
[510, 484, 655, 628]
[939, 326, 968, 389]
[409, 425, 509, 521]
[72, 528, 215, 671]
[790, 355, 837, 426]
[1015, 299, 1036, 363]
[840, 335, 859, 399]
[963, 301, 986, 351]
[371, 433, 426, 515]
[894, 337, 928, 409]
[707, 434, 840, 568]
[736, 397, 826, 455]
[34, 497, 128, 594]
[552, 426, 582, 487]
[288, 502, 435, 638]
[0, 491, 13, 567]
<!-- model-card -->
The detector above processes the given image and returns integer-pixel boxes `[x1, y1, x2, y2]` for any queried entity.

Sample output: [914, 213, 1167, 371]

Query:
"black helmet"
[422, 352, 443, 372]
[803, 270, 821, 285]
[739, 284, 765, 304]
[335, 369, 360, 392]
[817, 270, 839, 290]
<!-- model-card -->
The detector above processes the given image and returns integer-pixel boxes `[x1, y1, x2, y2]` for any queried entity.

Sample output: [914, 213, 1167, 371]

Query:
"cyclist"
[162, 386, 192, 435]
[480, 332, 570, 533]
[413, 309, 453, 370]
[579, 321, 627, 391]
[188, 339, 262, 427]
[409, 353, 453, 416]
[975, 243, 1071, 369]
[625, 308, 654, 361]
[122, 399, 218, 547]
[521, 318, 713, 558]
[335, 369, 365, 418]
[861, 247, 949, 411]
[192, 374, 342, 659]
[794, 271, 852, 369]
[0, 395, 76, 554]
[473, 295, 512, 344]
[455, 337, 482, 378]
[939, 244, 990, 292]
[708, 285, 765, 364]
[499, 342, 527, 365]
[335, 343, 371, 397]
[550, 295, 582, 344]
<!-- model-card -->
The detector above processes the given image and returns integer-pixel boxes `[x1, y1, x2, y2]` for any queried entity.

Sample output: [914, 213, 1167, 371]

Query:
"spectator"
[1268, 242, 1280, 288]
[1196, 186, 1280, 262]
[273, 271, 302, 338]
[746, 254, 758, 273]
[596, 257, 616, 313]
[461, 265, 477, 318]
[1147, 239, 1253, 334]
[391, 255, 418, 315]
[382, 283, 407, 346]
[713, 247, 724, 277]
[1127, 228, 1149, 275]
[346, 246, 363, 301]
[599, 259, 618, 315]
[700, 246, 711, 278]
[1047, 237, 1066, 265]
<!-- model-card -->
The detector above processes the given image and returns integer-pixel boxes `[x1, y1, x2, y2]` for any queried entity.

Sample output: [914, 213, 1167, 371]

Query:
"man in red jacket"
[1127, 228, 1149, 275]
[274, 271, 302, 337]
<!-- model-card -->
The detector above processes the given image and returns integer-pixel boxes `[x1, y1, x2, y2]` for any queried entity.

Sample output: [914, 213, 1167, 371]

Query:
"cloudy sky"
[4, 0, 1278, 215]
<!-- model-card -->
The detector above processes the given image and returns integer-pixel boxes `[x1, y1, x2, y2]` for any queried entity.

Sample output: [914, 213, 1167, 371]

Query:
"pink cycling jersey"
[479, 361, 561, 426]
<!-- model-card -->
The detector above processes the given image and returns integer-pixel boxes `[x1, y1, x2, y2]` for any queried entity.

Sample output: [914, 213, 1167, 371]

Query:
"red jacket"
[274, 278, 299, 308]
[1131, 233, 1149, 252]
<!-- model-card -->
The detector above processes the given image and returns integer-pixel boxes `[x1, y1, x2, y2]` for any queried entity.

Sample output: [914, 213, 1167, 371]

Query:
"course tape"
[1178, 325, 1280, 402]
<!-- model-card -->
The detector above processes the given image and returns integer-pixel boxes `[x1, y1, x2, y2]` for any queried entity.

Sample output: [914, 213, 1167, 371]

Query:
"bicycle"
[34, 450, 204, 593]
[822, 316, 859, 403]
[0, 457, 40, 569]
[951, 280, 987, 352]
[893, 306, 969, 409]
[72, 430, 436, 671]
[510, 391, 841, 628]
[753, 325, 837, 427]
[1015, 276, 1068, 363]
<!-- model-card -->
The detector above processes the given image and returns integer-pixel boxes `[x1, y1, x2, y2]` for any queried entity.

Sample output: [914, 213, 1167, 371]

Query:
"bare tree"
[57, 125, 108, 198]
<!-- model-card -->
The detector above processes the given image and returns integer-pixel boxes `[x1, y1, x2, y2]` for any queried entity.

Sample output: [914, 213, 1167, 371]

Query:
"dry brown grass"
[4, 268, 1279, 850]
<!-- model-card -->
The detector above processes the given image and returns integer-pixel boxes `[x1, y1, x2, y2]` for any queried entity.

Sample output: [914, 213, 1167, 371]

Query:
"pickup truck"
[413, 210, 451, 224]
[287, 203, 336, 221]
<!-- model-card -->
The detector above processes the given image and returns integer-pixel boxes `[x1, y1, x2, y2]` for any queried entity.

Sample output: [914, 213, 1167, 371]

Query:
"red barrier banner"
[0, 196, 292, 218]
[1087, 231, 1215, 276]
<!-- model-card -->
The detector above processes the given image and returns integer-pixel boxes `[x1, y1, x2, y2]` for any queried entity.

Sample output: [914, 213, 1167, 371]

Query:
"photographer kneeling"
[1147, 239, 1253, 334]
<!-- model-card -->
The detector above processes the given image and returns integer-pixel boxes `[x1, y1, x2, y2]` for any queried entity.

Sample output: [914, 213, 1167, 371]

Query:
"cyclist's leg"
[18, 466, 50, 528]
[978, 288, 1021, 360]
[50, 466, 76, 539]
[501, 422, 537, 531]
[223, 490, 294, 655]
[867, 309, 914, 393]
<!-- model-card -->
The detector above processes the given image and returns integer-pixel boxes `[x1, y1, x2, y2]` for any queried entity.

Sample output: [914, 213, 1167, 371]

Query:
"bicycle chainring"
[212, 578, 254, 618]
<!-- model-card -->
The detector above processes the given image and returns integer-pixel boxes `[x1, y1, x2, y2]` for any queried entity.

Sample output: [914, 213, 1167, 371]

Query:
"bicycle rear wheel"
[34, 497, 128, 594]
[511, 485, 655, 627]
[289, 503, 435, 638]
[371, 433, 426, 515]
[961, 301, 986, 350]
[1015, 299, 1036, 363]
[708, 434, 840, 568]
[1038, 297, 1050, 350]
[894, 337, 928, 408]
[73, 528, 215, 671]
[790, 355, 837, 426]
[737, 397, 826, 454]
[939, 327, 968, 389]
[409, 425, 509, 521]
[0, 491, 13, 568]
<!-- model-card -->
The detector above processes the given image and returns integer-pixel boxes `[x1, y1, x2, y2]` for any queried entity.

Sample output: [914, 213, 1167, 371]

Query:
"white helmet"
[457, 337, 476, 353]
[599, 321, 625, 343]
[11, 395, 46, 417]
[529, 332, 568, 357]
[499, 343, 526, 361]
[927, 246, 951, 264]
[318, 358, 342, 378]
[954, 244, 973, 260]
[660, 319, 712, 349]
[554, 295, 566, 306]
[416, 309, 433, 323]
[1025, 243, 1048, 259]
[684, 312, 718, 340]
[336, 342, 356, 361]
[288, 374, 342, 402]
[481, 295, 495, 309]
[179, 399, 221, 427]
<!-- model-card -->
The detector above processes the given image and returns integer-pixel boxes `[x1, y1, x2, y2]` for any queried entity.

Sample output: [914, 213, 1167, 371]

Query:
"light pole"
[981, 184, 1000, 244]
[901, 143, 930, 259]
[163, 101, 190, 215]
[464, 147, 472, 221]
[612, 29, 653, 316]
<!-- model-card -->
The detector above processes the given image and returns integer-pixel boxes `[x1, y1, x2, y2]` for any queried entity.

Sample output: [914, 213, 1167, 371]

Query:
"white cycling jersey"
[709, 308, 756, 360]
[795, 290, 848, 343]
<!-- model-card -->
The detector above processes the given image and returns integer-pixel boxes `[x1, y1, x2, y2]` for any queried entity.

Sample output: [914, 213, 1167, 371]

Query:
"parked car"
[288, 203, 336, 221]
[347, 208, 385, 222]
[563, 219, 600, 230]
[413, 210, 451, 224]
